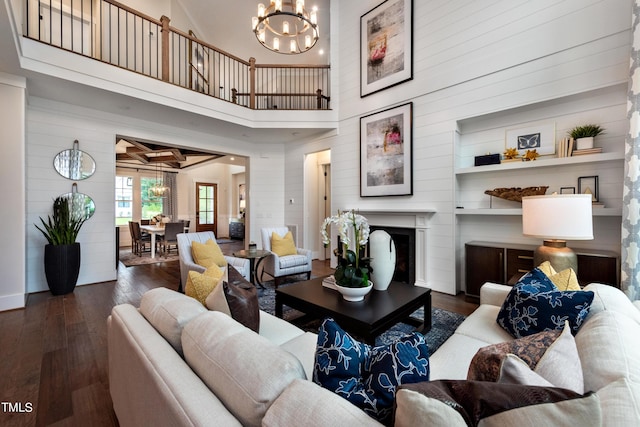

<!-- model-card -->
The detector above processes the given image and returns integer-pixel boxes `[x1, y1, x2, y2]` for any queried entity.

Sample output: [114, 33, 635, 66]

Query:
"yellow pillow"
[185, 265, 224, 305]
[537, 261, 557, 278]
[271, 231, 297, 257]
[548, 268, 581, 291]
[191, 239, 227, 268]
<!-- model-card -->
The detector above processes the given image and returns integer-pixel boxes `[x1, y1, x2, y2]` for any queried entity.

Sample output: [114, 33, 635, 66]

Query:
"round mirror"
[54, 141, 96, 180]
[59, 190, 96, 220]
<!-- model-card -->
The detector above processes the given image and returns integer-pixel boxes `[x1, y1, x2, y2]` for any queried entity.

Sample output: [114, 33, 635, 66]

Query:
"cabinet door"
[577, 254, 619, 288]
[466, 244, 504, 298]
[506, 249, 534, 282]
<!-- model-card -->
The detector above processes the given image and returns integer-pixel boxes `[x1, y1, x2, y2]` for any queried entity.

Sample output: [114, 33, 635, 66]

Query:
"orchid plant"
[321, 210, 372, 288]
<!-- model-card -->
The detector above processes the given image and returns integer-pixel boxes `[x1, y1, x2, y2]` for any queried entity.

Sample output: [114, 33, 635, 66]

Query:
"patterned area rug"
[257, 280, 465, 355]
[119, 249, 179, 267]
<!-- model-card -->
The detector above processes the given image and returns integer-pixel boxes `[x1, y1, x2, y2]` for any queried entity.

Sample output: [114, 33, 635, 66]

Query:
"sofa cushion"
[205, 278, 260, 333]
[497, 354, 555, 387]
[468, 321, 583, 393]
[575, 310, 640, 393]
[279, 332, 318, 380]
[191, 238, 227, 268]
[271, 231, 298, 257]
[583, 283, 640, 324]
[313, 318, 429, 424]
[548, 268, 581, 291]
[394, 380, 601, 427]
[182, 311, 305, 427]
[596, 377, 640, 426]
[258, 310, 306, 345]
[497, 269, 594, 337]
[263, 379, 382, 427]
[185, 264, 224, 305]
[139, 288, 207, 356]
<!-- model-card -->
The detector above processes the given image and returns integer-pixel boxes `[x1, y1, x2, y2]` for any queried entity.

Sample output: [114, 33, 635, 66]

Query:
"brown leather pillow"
[222, 280, 260, 333]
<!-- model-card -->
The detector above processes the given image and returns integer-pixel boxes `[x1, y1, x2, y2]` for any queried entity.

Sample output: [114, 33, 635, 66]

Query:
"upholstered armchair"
[176, 231, 250, 291]
[260, 227, 312, 287]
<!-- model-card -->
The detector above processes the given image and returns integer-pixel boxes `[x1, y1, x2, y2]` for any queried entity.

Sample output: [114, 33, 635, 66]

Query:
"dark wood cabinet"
[465, 241, 620, 301]
[465, 244, 504, 299]
[229, 221, 245, 240]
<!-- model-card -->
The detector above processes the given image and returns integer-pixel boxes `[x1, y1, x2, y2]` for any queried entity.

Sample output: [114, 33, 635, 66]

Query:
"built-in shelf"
[455, 152, 624, 175]
[455, 208, 622, 217]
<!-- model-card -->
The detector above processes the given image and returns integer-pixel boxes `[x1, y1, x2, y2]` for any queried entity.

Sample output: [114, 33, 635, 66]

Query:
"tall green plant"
[36, 196, 88, 245]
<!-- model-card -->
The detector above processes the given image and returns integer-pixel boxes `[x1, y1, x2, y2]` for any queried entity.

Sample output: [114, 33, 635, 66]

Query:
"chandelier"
[252, 0, 319, 54]
[148, 164, 169, 198]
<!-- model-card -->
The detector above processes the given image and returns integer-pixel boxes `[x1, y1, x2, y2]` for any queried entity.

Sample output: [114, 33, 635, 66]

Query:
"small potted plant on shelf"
[35, 196, 89, 295]
[568, 124, 605, 150]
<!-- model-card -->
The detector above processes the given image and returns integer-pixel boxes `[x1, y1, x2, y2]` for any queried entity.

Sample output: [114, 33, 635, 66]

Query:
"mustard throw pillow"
[537, 261, 557, 278]
[271, 231, 297, 256]
[192, 239, 227, 268]
[549, 268, 581, 291]
[185, 264, 224, 305]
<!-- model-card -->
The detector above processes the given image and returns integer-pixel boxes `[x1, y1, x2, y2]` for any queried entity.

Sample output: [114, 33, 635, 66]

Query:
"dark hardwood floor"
[0, 241, 477, 426]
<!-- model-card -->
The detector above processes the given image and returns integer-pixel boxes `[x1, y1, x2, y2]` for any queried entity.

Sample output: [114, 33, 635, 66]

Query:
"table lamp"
[522, 194, 593, 273]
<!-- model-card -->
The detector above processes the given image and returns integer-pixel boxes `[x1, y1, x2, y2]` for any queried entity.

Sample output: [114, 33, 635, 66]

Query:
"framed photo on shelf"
[360, 102, 413, 197]
[560, 187, 576, 194]
[578, 176, 599, 202]
[505, 122, 556, 156]
[360, 0, 413, 97]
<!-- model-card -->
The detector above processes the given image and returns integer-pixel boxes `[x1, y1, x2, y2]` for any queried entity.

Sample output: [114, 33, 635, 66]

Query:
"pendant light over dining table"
[148, 163, 169, 198]
[252, 0, 319, 54]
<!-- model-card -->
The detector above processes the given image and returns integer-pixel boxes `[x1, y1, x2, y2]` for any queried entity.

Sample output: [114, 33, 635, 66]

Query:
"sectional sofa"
[107, 279, 640, 426]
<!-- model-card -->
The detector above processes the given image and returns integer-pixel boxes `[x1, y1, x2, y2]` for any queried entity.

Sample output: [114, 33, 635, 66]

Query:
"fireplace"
[353, 208, 435, 288]
[369, 226, 415, 285]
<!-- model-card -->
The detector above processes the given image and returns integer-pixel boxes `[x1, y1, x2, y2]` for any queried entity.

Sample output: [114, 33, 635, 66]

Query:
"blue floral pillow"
[313, 318, 430, 423]
[497, 268, 594, 338]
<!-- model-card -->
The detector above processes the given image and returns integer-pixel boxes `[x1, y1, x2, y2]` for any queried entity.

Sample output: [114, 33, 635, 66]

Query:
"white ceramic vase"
[335, 281, 373, 302]
[369, 230, 396, 291]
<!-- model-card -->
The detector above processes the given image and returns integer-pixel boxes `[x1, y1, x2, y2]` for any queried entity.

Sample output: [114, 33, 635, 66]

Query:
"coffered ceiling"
[115, 137, 238, 170]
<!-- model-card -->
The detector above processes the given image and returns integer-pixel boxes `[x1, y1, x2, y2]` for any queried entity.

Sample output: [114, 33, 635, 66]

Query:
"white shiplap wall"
[25, 97, 283, 293]
[285, 0, 633, 294]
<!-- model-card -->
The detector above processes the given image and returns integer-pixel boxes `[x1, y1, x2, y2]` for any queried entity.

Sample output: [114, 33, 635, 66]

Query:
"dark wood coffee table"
[275, 277, 432, 345]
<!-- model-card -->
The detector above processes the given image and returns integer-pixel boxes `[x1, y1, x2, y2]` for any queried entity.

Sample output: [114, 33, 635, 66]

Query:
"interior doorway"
[196, 182, 218, 235]
[304, 149, 331, 261]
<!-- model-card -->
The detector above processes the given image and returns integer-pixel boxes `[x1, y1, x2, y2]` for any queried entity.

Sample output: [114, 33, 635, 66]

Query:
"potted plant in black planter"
[35, 196, 89, 295]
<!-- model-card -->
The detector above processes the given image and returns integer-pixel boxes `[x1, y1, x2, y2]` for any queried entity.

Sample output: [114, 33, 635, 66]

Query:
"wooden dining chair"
[158, 222, 183, 257]
[129, 221, 151, 256]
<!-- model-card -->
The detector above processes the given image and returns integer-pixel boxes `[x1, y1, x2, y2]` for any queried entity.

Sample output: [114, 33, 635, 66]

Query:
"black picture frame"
[560, 187, 576, 194]
[360, 0, 413, 97]
[360, 103, 413, 197]
[578, 176, 599, 202]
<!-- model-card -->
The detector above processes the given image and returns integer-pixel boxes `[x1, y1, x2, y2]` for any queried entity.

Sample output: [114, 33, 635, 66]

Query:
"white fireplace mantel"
[348, 208, 437, 288]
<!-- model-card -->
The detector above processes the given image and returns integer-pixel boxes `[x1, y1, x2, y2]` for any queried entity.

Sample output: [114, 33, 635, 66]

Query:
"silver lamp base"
[533, 240, 578, 274]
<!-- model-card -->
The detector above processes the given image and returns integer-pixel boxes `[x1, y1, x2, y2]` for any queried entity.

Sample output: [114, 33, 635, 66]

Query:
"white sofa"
[108, 281, 640, 426]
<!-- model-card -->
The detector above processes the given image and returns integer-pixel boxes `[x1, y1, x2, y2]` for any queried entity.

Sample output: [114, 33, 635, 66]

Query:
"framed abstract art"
[360, 103, 413, 197]
[360, 0, 413, 97]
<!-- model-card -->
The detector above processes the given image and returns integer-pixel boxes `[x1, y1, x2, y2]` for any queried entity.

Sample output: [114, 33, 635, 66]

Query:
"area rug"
[257, 282, 465, 355]
[119, 249, 179, 267]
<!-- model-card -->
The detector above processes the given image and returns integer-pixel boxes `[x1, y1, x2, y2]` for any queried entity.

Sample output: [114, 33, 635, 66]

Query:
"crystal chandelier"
[252, 0, 319, 54]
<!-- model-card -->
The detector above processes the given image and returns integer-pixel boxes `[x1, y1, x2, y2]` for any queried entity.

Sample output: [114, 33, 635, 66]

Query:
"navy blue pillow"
[497, 268, 594, 338]
[313, 318, 430, 424]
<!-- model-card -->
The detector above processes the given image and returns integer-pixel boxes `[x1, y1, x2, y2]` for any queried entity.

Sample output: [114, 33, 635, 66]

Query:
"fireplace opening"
[368, 226, 415, 285]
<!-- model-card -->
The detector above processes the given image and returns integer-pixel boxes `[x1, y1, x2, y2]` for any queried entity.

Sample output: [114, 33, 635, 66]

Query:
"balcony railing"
[23, 0, 331, 110]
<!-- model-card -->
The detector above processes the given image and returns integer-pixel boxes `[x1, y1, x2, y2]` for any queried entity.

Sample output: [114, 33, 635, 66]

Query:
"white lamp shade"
[522, 194, 593, 240]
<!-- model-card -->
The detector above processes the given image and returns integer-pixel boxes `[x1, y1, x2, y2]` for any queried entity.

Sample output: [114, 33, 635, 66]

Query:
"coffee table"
[275, 277, 432, 345]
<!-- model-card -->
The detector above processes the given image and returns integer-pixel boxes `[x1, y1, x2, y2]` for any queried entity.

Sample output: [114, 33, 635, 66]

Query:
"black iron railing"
[24, 0, 330, 110]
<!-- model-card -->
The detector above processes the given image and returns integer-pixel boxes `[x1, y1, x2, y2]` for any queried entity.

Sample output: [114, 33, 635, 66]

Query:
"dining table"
[140, 224, 165, 258]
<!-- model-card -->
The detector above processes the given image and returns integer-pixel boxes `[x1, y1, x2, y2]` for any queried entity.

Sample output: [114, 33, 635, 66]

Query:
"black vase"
[44, 243, 81, 295]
